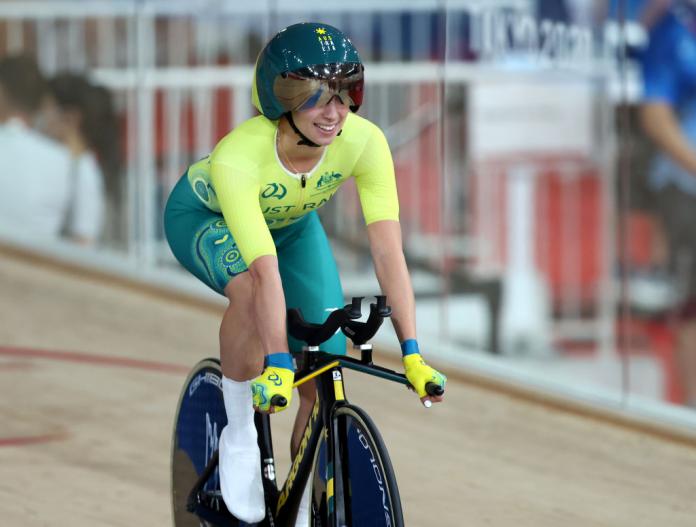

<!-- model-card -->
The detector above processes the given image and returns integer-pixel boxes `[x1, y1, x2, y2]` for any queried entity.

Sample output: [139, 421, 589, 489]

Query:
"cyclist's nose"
[322, 96, 342, 119]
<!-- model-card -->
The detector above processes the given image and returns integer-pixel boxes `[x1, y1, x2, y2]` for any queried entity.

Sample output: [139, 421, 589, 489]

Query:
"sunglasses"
[273, 63, 364, 113]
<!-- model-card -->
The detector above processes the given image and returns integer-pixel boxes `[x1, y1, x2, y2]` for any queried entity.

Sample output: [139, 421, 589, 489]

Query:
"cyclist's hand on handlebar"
[401, 340, 446, 407]
[403, 354, 447, 405]
[251, 353, 294, 414]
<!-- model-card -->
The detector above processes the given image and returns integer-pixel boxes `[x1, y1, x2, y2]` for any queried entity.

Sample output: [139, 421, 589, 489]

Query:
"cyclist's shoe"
[219, 425, 266, 523]
[219, 378, 266, 523]
[403, 353, 447, 398]
[251, 353, 295, 413]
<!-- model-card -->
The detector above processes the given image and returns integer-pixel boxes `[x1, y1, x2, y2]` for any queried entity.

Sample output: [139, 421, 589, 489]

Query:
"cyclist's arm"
[368, 220, 445, 404]
[248, 255, 289, 356]
[366, 219, 416, 342]
[354, 120, 445, 403]
[210, 142, 294, 413]
[640, 102, 696, 176]
[210, 161, 288, 356]
[354, 122, 412, 339]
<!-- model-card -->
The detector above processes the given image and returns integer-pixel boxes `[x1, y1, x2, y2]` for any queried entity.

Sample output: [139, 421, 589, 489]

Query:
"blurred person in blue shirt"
[606, 0, 652, 21]
[0, 54, 72, 238]
[639, 0, 696, 407]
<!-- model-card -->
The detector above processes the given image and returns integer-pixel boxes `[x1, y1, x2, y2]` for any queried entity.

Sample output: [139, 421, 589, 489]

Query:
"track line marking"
[0, 431, 69, 448]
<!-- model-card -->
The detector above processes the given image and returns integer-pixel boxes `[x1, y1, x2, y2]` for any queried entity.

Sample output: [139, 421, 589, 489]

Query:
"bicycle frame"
[267, 356, 338, 526]
[263, 345, 409, 526]
[184, 344, 408, 526]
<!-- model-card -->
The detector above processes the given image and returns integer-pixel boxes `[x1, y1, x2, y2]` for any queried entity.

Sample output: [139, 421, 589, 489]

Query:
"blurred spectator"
[638, 0, 696, 407]
[604, 0, 652, 22]
[42, 73, 121, 245]
[0, 54, 72, 237]
[639, 0, 673, 27]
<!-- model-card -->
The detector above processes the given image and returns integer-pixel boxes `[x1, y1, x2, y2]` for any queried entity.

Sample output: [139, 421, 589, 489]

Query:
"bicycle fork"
[316, 363, 351, 527]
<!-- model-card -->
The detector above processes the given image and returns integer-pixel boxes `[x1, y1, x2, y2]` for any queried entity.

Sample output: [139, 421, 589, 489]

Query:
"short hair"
[0, 54, 47, 114]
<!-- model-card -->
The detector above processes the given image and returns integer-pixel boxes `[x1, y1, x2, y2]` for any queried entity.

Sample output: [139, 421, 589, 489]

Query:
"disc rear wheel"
[171, 359, 228, 527]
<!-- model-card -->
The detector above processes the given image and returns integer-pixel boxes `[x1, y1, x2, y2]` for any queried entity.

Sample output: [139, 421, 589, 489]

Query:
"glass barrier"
[440, 2, 620, 401]
[0, 0, 694, 419]
[616, 0, 696, 411]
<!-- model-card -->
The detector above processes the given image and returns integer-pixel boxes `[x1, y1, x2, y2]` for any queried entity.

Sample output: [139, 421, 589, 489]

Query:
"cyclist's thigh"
[164, 174, 248, 295]
[275, 212, 346, 355]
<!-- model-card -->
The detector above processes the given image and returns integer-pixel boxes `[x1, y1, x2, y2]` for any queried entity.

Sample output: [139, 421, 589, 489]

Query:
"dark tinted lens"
[344, 77, 364, 107]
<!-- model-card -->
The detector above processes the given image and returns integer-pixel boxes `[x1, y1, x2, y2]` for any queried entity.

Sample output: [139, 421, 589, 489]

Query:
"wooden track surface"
[1, 252, 696, 526]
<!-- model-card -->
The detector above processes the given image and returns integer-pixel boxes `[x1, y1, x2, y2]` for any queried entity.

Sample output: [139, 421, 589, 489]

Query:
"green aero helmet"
[252, 22, 364, 120]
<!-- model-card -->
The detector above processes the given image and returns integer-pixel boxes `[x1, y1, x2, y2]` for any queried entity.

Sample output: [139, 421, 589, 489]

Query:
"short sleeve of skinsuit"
[209, 120, 277, 267]
[353, 120, 400, 225]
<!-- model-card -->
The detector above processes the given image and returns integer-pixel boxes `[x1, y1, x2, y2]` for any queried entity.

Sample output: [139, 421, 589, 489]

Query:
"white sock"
[219, 377, 265, 523]
[294, 478, 311, 526]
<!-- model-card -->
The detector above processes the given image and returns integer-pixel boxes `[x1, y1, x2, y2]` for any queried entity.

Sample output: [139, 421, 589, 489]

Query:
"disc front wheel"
[331, 404, 404, 527]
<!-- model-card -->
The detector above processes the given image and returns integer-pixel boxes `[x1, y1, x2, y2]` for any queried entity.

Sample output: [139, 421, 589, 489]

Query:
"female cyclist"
[164, 22, 446, 524]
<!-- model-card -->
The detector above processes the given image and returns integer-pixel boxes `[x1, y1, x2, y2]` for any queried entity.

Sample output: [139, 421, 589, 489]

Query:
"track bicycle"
[171, 295, 444, 526]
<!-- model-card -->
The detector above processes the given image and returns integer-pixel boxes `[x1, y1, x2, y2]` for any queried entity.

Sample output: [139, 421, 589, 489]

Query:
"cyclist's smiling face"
[293, 96, 349, 146]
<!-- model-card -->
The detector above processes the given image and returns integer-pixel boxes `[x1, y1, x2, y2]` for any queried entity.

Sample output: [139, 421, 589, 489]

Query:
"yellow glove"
[403, 351, 447, 398]
[251, 353, 294, 412]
